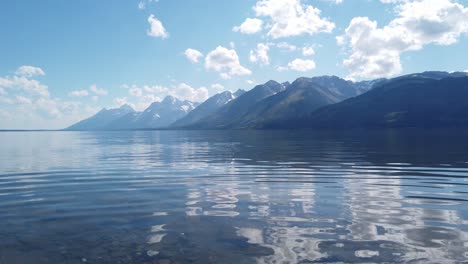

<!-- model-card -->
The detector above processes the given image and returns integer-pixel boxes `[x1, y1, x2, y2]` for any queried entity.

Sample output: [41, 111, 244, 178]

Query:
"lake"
[0, 130, 467, 263]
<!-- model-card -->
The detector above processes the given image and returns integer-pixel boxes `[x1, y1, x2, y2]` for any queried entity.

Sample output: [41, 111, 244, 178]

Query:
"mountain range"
[66, 71, 468, 131]
[172, 89, 245, 128]
[67, 104, 135, 131]
[288, 74, 468, 129]
[68, 96, 198, 130]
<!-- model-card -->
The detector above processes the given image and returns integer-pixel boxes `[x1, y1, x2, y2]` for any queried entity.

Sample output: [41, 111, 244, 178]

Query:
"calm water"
[1, 130, 468, 263]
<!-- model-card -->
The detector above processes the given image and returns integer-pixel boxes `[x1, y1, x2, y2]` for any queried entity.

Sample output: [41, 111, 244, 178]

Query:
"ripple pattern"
[0, 130, 468, 263]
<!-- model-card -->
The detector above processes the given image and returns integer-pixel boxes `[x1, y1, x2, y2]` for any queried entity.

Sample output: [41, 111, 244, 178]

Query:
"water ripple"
[0, 130, 468, 263]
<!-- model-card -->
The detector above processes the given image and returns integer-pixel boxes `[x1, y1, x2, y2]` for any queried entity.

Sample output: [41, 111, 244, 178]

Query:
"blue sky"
[0, 0, 467, 129]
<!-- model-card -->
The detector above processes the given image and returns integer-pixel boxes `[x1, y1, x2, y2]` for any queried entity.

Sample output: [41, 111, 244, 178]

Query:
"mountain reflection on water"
[0, 130, 467, 263]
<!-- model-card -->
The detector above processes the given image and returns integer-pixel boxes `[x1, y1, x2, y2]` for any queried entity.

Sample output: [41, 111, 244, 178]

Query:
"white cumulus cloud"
[0, 66, 49, 98]
[339, 0, 468, 79]
[0, 76, 49, 97]
[184, 48, 204, 63]
[233, 18, 264, 34]
[89, 84, 108, 96]
[249, 43, 270, 65]
[205, 46, 252, 79]
[143, 85, 167, 94]
[275, 42, 297, 51]
[15, 66, 45, 78]
[253, 0, 335, 39]
[285, 58, 316, 72]
[16, 95, 33, 104]
[147, 14, 169, 39]
[302, 46, 315, 56]
[174, 83, 209, 102]
[380, 0, 407, 3]
[118, 82, 210, 111]
[0, 67, 101, 129]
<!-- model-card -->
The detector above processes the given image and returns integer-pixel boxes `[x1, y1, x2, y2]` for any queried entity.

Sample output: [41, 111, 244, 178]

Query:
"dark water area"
[0, 130, 468, 263]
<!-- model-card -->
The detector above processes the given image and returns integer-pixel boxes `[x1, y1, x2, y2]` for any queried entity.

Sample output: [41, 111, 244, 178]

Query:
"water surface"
[1, 130, 468, 263]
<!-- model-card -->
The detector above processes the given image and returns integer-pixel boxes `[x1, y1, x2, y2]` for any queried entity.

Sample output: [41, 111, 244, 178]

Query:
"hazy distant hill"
[171, 89, 245, 128]
[67, 96, 198, 130]
[66, 104, 135, 131]
[106, 96, 198, 130]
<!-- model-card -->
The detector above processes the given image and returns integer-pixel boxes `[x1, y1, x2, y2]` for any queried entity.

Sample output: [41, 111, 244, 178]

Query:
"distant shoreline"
[3, 127, 468, 133]
[0, 129, 61, 132]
